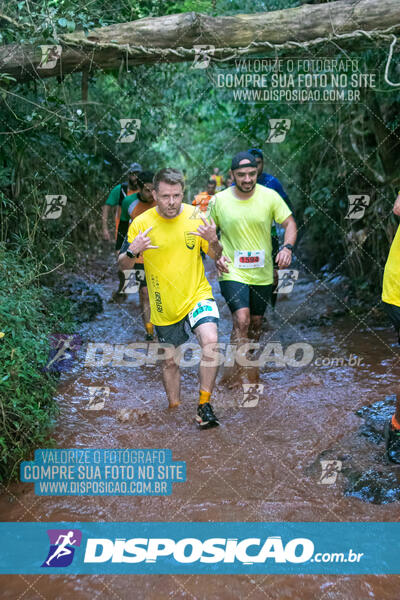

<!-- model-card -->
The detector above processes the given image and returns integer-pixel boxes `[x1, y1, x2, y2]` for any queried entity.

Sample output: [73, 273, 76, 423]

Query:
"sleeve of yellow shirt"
[272, 191, 292, 224]
[201, 237, 209, 254]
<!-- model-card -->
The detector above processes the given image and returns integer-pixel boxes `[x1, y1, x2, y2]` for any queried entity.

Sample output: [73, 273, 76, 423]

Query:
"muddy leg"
[161, 354, 181, 408]
[220, 307, 250, 388]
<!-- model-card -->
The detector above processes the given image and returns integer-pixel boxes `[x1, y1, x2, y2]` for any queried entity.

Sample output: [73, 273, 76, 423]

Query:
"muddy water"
[1, 253, 399, 599]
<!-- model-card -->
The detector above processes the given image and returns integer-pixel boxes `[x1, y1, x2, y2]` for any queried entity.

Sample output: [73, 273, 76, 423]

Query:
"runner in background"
[248, 148, 293, 308]
[210, 151, 297, 388]
[382, 192, 400, 463]
[225, 172, 233, 188]
[127, 171, 156, 340]
[119, 168, 223, 428]
[211, 167, 225, 192]
[192, 179, 217, 214]
[102, 162, 142, 301]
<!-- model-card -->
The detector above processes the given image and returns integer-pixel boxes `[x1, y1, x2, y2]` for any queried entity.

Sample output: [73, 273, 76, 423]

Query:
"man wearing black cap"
[102, 162, 142, 300]
[210, 151, 297, 386]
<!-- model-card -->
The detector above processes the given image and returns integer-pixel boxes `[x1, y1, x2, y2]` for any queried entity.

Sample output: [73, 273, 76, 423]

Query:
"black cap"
[231, 151, 258, 171]
[128, 162, 143, 173]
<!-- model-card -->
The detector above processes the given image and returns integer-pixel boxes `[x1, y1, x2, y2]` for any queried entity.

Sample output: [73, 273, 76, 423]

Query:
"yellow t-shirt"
[382, 224, 400, 307]
[127, 205, 212, 325]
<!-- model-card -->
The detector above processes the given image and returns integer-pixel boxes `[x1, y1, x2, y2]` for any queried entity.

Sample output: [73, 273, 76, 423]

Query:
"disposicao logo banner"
[0, 522, 399, 574]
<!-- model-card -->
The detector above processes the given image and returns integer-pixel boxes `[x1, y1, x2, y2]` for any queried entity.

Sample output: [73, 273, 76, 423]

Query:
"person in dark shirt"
[248, 148, 294, 307]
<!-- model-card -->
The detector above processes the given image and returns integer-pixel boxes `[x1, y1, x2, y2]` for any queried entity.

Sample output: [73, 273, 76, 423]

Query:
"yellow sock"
[199, 389, 211, 405]
[145, 322, 154, 335]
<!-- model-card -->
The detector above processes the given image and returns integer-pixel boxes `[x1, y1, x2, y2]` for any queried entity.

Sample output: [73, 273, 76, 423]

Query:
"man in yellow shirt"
[119, 168, 223, 428]
[383, 192, 400, 462]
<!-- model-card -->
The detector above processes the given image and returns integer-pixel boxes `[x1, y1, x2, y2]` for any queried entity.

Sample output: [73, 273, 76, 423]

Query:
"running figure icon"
[45, 531, 77, 566]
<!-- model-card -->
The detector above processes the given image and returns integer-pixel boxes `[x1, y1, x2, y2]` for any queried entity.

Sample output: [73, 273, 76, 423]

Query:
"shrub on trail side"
[0, 247, 75, 482]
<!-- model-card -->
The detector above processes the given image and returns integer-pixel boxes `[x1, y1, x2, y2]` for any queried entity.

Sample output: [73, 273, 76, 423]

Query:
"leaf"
[58, 17, 68, 28]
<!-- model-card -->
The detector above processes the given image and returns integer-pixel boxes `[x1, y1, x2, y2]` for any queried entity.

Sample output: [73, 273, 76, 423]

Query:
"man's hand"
[394, 193, 400, 217]
[102, 229, 111, 242]
[129, 227, 158, 254]
[275, 248, 292, 268]
[190, 216, 218, 243]
[216, 255, 231, 275]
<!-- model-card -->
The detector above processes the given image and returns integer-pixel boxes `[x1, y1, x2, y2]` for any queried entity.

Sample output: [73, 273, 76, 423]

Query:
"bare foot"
[168, 401, 181, 409]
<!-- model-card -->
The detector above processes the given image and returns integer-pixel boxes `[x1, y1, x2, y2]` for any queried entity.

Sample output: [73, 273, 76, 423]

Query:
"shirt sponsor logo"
[184, 232, 196, 250]
[154, 291, 163, 313]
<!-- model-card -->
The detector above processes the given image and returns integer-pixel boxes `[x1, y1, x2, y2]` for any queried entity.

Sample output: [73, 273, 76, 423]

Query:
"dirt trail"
[1, 252, 399, 599]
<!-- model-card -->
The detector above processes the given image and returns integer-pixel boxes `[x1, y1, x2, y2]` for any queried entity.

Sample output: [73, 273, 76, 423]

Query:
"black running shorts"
[219, 280, 273, 316]
[115, 220, 129, 251]
[155, 299, 219, 348]
[383, 301, 400, 344]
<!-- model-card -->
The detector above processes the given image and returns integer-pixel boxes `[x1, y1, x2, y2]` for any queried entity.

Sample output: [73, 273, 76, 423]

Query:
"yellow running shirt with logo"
[127, 205, 212, 325]
[382, 225, 400, 307]
[209, 184, 292, 285]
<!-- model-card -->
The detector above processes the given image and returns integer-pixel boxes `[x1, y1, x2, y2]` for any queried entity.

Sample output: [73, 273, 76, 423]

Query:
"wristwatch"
[126, 249, 137, 259]
[281, 243, 294, 252]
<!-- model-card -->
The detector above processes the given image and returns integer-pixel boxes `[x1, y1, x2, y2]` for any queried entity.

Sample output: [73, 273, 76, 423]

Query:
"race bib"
[234, 250, 265, 269]
[188, 300, 219, 328]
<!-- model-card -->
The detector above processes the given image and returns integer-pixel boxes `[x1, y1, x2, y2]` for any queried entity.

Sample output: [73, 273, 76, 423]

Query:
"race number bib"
[234, 250, 265, 269]
[188, 300, 219, 328]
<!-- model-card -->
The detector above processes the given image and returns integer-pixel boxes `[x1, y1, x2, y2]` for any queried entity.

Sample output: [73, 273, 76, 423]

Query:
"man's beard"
[235, 180, 256, 194]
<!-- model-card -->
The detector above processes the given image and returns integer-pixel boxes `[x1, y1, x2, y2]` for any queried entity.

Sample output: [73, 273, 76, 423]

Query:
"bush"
[0, 246, 75, 482]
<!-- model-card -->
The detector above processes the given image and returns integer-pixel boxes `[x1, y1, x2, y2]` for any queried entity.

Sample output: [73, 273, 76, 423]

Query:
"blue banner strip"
[0, 522, 399, 574]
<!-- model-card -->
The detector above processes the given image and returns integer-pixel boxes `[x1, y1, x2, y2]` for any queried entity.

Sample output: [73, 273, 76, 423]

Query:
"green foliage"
[0, 246, 76, 482]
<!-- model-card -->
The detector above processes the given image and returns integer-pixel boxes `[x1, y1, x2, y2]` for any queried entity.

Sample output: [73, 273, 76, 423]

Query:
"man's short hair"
[137, 171, 155, 188]
[153, 168, 185, 192]
[208, 179, 216, 186]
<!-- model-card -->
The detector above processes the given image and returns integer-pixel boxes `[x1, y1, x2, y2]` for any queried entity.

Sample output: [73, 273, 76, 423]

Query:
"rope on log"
[60, 25, 400, 61]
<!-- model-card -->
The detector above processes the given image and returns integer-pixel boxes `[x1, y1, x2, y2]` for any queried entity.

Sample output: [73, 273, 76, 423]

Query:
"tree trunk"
[1, 0, 399, 82]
